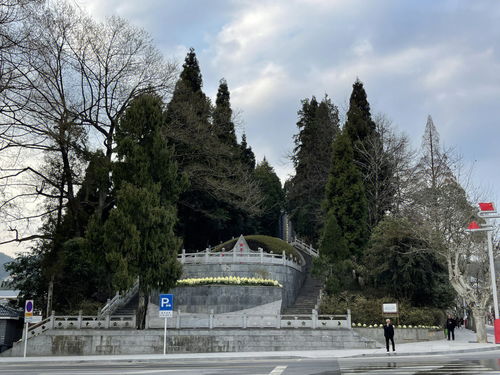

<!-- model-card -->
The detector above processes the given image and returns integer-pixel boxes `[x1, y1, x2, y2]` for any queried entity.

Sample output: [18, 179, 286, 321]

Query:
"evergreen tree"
[344, 79, 393, 228]
[101, 93, 185, 328]
[165, 49, 261, 249]
[323, 131, 369, 257]
[239, 133, 256, 171]
[287, 95, 339, 244]
[254, 158, 285, 237]
[213, 78, 237, 148]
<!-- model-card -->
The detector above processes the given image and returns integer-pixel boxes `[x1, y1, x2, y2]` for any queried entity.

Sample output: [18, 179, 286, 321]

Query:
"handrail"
[99, 280, 139, 318]
[178, 249, 303, 272]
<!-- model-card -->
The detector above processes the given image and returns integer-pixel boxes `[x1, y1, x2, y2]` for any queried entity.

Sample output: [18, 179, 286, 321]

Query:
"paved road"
[3, 350, 500, 375]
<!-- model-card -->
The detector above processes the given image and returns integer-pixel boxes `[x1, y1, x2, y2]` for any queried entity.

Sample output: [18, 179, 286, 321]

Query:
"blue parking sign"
[159, 294, 173, 317]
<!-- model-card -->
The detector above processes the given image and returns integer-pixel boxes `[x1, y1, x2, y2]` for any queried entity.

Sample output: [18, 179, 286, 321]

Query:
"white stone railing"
[25, 313, 136, 339]
[178, 248, 303, 272]
[99, 280, 139, 318]
[148, 309, 351, 330]
[290, 238, 319, 257]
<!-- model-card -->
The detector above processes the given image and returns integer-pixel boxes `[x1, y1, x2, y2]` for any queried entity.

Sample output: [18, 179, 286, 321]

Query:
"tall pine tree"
[254, 158, 285, 237]
[323, 131, 369, 258]
[102, 93, 185, 328]
[344, 79, 393, 228]
[287, 95, 339, 244]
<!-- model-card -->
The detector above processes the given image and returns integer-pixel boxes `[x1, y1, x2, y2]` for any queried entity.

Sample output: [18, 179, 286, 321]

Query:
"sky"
[3, 0, 500, 256]
[77, 0, 500, 190]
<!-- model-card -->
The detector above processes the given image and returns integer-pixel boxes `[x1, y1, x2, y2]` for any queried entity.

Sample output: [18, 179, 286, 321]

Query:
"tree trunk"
[471, 307, 488, 343]
[46, 276, 54, 318]
[136, 288, 148, 330]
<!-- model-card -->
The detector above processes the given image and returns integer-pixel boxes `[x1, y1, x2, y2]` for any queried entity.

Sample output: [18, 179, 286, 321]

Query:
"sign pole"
[23, 321, 28, 358]
[163, 316, 167, 355]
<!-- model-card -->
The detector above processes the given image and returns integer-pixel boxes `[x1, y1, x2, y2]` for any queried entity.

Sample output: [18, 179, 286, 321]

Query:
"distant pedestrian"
[446, 315, 456, 340]
[383, 319, 395, 352]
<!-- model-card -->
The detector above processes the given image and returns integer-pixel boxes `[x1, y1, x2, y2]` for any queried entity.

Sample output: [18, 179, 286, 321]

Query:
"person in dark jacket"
[446, 315, 456, 340]
[383, 319, 395, 352]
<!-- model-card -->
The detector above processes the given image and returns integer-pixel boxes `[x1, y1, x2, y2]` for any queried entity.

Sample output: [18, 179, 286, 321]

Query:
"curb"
[344, 345, 500, 359]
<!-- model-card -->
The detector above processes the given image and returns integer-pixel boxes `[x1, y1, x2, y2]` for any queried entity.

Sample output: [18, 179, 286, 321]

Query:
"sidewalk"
[0, 328, 497, 363]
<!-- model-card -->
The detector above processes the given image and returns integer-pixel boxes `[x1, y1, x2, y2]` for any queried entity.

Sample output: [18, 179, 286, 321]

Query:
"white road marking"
[269, 365, 287, 375]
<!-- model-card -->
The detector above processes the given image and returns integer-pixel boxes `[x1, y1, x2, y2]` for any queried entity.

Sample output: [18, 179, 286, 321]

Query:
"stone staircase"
[113, 293, 138, 316]
[283, 273, 323, 315]
[282, 238, 324, 315]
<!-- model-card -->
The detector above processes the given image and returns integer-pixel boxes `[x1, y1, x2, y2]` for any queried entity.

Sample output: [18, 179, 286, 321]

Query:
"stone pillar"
[77, 310, 82, 329]
[209, 309, 214, 329]
[312, 309, 317, 329]
[282, 251, 286, 265]
[259, 248, 264, 264]
[347, 309, 352, 329]
[181, 249, 185, 263]
[176, 309, 181, 329]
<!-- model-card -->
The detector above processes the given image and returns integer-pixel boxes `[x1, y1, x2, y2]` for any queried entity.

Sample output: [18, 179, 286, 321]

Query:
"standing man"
[383, 319, 395, 353]
[446, 315, 456, 340]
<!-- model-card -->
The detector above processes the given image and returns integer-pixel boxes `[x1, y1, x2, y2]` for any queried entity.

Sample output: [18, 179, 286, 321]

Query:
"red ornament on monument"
[479, 202, 495, 212]
[467, 221, 480, 230]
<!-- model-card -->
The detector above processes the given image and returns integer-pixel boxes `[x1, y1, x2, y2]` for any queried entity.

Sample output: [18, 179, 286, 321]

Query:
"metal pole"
[487, 230, 499, 319]
[163, 317, 167, 355]
[23, 322, 28, 358]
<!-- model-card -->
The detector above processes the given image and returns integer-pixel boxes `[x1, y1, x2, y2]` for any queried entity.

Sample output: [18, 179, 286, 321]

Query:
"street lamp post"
[467, 202, 500, 344]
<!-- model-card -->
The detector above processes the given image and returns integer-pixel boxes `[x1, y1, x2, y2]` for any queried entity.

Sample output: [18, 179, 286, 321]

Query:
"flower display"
[176, 276, 283, 288]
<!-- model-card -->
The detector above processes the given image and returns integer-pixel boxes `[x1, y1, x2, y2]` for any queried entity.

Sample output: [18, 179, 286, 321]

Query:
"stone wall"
[354, 327, 443, 344]
[3, 328, 379, 357]
[153, 285, 282, 314]
[178, 263, 305, 309]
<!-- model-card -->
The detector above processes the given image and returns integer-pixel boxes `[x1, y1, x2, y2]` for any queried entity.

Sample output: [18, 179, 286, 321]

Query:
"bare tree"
[406, 116, 493, 342]
[0, 0, 177, 246]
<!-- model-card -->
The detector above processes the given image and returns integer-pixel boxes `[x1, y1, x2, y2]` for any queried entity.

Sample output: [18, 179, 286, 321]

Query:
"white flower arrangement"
[176, 276, 283, 288]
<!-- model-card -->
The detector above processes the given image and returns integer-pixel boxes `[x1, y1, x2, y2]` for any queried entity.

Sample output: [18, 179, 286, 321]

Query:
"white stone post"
[77, 310, 82, 329]
[181, 249, 186, 263]
[105, 314, 110, 329]
[259, 248, 264, 264]
[312, 309, 317, 329]
[282, 251, 286, 265]
[176, 309, 181, 329]
[209, 309, 214, 329]
[276, 314, 281, 329]
[49, 310, 55, 329]
[347, 309, 352, 329]
[205, 250, 209, 264]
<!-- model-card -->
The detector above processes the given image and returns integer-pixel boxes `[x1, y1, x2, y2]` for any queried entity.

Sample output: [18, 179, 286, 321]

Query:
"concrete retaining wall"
[4, 328, 379, 357]
[354, 327, 443, 345]
[151, 285, 282, 314]
[179, 263, 304, 309]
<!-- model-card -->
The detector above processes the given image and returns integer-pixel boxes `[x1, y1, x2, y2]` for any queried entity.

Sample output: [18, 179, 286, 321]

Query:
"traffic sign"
[25, 300, 33, 322]
[159, 294, 173, 318]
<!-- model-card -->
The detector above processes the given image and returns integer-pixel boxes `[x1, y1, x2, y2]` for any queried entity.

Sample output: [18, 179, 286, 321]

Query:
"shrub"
[319, 292, 445, 326]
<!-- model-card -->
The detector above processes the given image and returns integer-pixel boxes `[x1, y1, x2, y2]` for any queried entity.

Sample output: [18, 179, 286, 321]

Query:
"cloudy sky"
[2, 0, 500, 257]
[77, 0, 499, 190]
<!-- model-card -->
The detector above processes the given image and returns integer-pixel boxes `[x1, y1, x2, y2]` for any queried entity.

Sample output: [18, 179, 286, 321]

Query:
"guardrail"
[147, 309, 351, 330]
[178, 248, 303, 272]
[25, 313, 136, 340]
[99, 281, 139, 318]
[290, 238, 319, 257]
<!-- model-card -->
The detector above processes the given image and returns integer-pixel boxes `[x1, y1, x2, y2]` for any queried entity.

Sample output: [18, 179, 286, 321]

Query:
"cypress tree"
[344, 79, 392, 228]
[213, 78, 237, 148]
[287, 95, 339, 244]
[323, 131, 369, 257]
[254, 158, 285, 237]
[102, 93, 186, 328]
